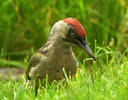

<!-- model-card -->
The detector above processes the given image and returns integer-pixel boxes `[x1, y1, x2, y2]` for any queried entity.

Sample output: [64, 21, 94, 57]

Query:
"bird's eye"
[70, 32, 75, 38]
[68, 24, 75, 32]
[68, 24, 76, 38]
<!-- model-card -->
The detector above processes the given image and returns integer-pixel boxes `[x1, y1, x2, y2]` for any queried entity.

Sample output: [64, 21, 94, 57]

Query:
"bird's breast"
[34, 46, 78, 82]
[45, 49, 78, 80]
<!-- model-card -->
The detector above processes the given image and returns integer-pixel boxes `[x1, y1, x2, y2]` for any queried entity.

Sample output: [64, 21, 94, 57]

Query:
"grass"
[0, 0, 128, 99]
[0, 47, 128, 100]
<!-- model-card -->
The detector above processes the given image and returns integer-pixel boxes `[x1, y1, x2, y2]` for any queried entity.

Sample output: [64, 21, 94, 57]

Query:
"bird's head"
[51, 18, 96, 60]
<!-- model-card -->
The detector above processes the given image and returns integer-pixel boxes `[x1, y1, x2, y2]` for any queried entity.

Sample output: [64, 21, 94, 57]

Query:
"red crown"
[63, 18, 86, 38]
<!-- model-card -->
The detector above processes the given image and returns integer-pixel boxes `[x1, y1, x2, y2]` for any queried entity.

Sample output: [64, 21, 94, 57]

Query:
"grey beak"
[82, 43, 96, 61]
[78, 39, 96, 61]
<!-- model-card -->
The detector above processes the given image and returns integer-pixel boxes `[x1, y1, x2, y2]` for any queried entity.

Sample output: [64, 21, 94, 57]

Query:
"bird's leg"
[35, 78, 39, 96]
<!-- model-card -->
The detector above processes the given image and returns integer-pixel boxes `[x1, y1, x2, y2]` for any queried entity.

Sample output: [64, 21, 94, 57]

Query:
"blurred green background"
[0, 0, 128, 68]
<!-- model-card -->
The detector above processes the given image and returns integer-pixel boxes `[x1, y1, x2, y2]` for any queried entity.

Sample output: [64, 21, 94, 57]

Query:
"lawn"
[0, 0, 128, 100]
[0, 48, 128, 100]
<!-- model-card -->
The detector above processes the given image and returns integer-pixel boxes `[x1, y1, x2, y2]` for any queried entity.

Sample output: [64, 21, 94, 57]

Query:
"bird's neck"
[39, 34, 72, 56]
[49, 36, 71, 53]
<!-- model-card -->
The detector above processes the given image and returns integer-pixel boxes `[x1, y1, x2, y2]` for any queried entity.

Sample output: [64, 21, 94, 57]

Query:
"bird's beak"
[78, 39, 96, 61]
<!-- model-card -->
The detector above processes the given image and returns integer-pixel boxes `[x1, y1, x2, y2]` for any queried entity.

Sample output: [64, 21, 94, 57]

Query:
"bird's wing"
[26, 52, 42, 80]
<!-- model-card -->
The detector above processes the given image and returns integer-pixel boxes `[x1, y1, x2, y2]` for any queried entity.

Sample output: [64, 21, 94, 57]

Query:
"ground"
[0, 49, 128, 100]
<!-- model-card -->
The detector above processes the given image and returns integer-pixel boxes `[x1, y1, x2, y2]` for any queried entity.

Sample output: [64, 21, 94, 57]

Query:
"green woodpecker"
[26, 18, 96, 95]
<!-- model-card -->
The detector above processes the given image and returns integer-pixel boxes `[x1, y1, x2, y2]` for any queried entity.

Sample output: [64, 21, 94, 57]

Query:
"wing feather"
[26, 52, 42, 80]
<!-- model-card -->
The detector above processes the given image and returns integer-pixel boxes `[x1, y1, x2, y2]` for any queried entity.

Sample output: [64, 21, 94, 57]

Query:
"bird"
[26, 18, 96, 95]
